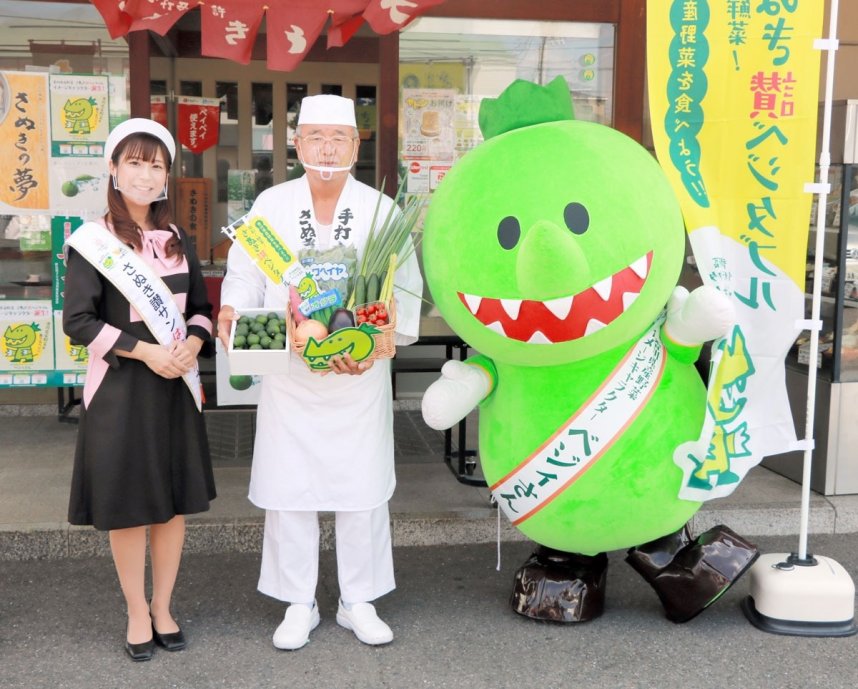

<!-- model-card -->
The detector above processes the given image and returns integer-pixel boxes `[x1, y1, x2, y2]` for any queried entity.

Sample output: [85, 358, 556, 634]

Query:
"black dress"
[63, 224, 216, 531]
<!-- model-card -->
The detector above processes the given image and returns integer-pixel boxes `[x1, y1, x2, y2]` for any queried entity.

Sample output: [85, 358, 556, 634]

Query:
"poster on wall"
[0, 71, 51, 214]
[48, 74, 110, 158]
[49, 156, 109, 217]
[51, 215, 84, 311]
[0, 301, 55, 386]
[401, 89, 456, 194]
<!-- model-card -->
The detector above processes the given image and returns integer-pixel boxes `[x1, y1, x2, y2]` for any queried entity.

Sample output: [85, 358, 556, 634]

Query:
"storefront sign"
[176, 178, 212, 260]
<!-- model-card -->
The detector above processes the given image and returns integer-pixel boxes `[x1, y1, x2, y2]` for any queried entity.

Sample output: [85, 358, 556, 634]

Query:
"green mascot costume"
[421, 77, 758, 623]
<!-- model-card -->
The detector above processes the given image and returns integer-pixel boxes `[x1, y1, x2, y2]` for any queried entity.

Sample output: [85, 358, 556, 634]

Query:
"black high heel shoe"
[151, 619, 187, 652]
[125, 624, 154, 662]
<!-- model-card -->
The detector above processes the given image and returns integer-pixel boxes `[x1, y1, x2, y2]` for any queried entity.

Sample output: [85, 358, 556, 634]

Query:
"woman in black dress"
[63, 119, 216, 661]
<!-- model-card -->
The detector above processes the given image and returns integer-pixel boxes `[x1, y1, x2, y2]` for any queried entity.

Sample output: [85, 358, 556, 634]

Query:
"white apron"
[221, 175, 423, 511]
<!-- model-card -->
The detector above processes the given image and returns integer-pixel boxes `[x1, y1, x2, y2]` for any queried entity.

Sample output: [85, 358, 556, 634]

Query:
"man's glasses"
[300, 135, 356, 148]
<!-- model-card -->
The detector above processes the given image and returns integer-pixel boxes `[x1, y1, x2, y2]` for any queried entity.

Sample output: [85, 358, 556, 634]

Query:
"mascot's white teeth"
[456, 250, 653, 344]
[585, 318, 607, 335]
[544, 295, 574, 320]
[463, 293, 482, 313]
[527, 331, 553, 344]
[592, 276, 613, 301]
[630, 255, 649, 279]
[622, 292, 639, 310]
[500, 298, 522, 319]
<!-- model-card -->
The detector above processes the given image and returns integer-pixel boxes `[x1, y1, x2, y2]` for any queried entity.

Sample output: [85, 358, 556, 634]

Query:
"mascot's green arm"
[660, 327, 704, 366]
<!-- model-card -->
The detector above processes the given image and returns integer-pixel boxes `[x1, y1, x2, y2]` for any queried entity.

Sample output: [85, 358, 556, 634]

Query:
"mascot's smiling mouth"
[457, 251, 652, 344]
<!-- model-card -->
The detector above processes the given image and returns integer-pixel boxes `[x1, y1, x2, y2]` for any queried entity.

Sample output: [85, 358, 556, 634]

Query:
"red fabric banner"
[264, 1, 328, 72]
[200, 0, 265, 65]
[90, 0, 448, 72]
[362, 0, 445, 34]
[90, 0, 132, 39]
[326, 0, 369, 47]
[150, 96, 168, 127]
[177, 97, 221, 154]
[124, 0, 200, 37]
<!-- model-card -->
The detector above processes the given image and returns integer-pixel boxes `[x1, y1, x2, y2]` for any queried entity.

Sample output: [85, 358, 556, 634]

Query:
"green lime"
[269, 339, 285, 349]
[255, 314, 269, 324]
[249, 344, 263, 350]
[274, 333, 286, 342]
[238, 316, 252, 326]
[260, 336, 272, 348]
[232, 334, 246, 348]
[267, 311, 279, 321]
[246, 333, 260, 346]
[250, 322, 264, 334]
[235, 324, 249, 336]
[229, 375, 253, 391]
[61, 181, 79, 197]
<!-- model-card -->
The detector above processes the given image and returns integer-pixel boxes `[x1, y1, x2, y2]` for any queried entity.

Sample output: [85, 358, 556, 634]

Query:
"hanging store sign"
[177, 96, 221, 154]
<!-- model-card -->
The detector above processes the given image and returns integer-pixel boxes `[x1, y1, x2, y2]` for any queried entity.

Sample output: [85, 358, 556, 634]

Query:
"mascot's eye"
[564, 202, 590, 235]
[497, 216, 521, 250]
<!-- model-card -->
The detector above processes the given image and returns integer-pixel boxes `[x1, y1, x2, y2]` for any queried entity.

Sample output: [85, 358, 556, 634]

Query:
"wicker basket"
[287, 299, 397, 371]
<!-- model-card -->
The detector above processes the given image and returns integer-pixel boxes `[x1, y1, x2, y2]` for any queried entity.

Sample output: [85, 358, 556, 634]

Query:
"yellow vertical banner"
[647, 1, 824, 501]
[0, 71, 50, 212]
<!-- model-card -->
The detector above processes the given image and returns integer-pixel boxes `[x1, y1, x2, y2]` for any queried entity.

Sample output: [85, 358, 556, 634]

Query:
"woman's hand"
[138, 341, 189, 379]
[170, 336, 203, 370]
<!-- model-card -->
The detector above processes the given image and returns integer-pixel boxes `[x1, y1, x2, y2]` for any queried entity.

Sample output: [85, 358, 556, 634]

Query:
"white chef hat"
[104, 118, 176, 164]
[297, 95, 357, 128]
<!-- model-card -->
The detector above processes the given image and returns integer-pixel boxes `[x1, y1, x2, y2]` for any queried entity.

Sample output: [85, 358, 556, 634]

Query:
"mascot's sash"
[66, 223, 202, 412]
[492, 318, 666, 525]
[647, 1, 824, 501]
[222, 214, 307, 288]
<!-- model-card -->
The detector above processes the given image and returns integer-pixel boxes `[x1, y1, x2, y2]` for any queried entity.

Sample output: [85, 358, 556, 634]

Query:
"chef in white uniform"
[218, 95, 423, 650]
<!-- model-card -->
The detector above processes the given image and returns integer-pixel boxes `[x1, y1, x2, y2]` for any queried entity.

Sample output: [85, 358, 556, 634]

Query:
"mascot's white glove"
[421, 359, 491, 431]
[663, 284, 735, 346]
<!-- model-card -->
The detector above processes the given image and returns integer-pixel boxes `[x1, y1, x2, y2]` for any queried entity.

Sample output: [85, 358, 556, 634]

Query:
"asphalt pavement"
[1, 534, 857, 689]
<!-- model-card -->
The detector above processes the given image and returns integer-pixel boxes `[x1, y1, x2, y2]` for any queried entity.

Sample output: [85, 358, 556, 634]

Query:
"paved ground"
[1, 535, 857, 689]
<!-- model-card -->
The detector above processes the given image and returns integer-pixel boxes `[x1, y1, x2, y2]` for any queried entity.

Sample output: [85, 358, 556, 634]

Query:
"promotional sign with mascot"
[421, 77, 759, 623]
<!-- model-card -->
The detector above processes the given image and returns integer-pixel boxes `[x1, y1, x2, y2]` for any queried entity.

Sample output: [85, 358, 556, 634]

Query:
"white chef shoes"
[336, 600, 393, 646]
[272, 601, 320, 650]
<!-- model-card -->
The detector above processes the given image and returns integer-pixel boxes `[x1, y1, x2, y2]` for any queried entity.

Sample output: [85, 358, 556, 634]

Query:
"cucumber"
[366, 273, 380, 303]
[354, 274, 366, 307]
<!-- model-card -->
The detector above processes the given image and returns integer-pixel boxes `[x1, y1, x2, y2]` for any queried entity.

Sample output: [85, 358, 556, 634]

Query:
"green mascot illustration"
[4, 323, 40, 364]
[421, 77, 759, 623]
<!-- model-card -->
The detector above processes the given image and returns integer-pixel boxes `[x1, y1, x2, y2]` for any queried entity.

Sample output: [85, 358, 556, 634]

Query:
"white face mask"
[296, 129, 358, 181]
[110, 154, 169, 205]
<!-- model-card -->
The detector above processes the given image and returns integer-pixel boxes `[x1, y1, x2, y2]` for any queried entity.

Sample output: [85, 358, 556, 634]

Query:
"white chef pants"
[257, 503, 395, 604]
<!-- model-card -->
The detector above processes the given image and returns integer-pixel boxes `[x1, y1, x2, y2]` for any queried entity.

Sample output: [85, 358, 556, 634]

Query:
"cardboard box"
[227, 308, 290, 375]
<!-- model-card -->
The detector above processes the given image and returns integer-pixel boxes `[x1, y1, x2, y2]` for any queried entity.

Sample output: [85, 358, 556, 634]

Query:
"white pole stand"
[742, 552, 857, 637]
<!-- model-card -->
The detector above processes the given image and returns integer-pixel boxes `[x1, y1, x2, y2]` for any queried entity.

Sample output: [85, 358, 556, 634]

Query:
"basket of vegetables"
[286, 187, 422, 372]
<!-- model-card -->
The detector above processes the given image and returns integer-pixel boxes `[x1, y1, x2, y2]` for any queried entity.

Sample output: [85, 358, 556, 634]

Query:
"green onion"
[348, 177, 424, 307]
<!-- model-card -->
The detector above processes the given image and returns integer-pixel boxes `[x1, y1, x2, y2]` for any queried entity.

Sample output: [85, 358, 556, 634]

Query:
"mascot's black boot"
[510, 547, 608, 622]
[625, 524, 759, 623]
